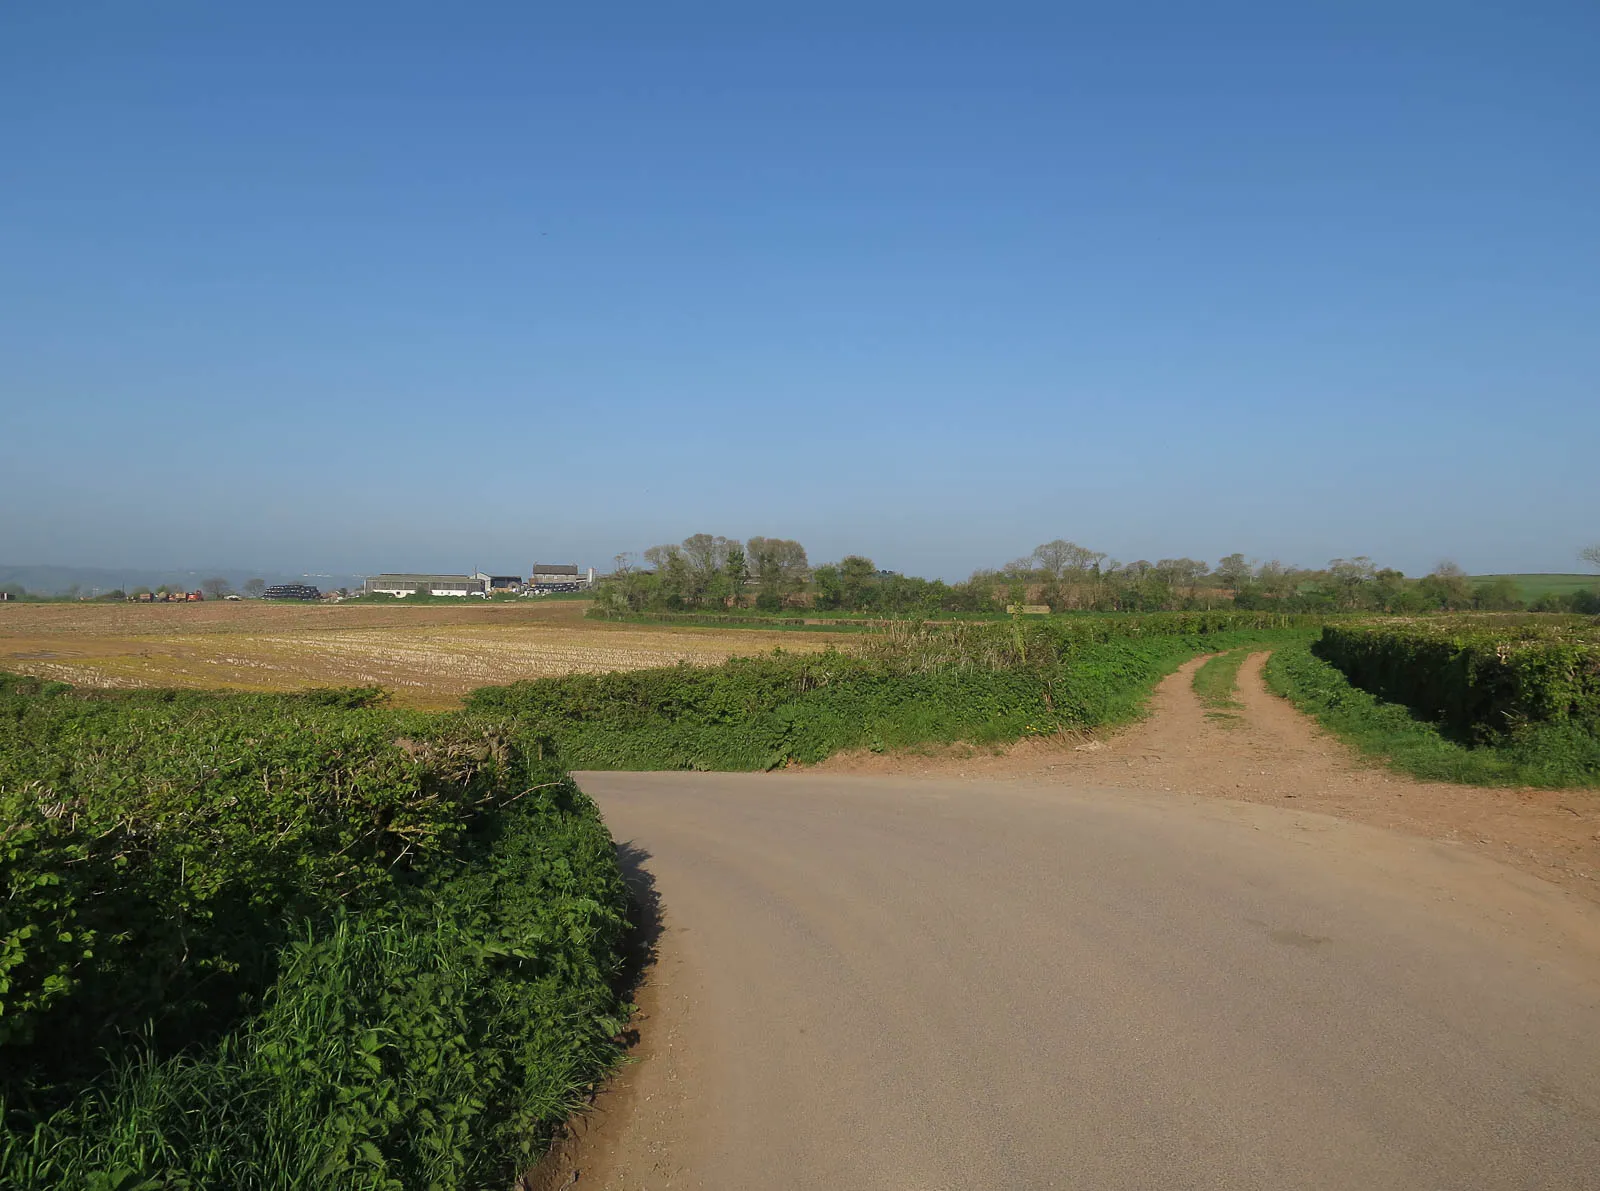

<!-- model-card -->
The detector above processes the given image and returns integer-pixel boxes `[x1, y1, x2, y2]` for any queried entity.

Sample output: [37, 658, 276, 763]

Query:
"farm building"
[472, 572, 524, 592]
[363, 574, 485, 598]
[530, 563, 595, 588]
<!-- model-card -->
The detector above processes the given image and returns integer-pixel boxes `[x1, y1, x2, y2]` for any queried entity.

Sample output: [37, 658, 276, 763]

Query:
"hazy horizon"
[4, 5, 1596, 581]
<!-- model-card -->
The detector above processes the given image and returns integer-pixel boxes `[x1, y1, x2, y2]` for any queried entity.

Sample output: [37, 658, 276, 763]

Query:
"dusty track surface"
[550, 769, 1600, 1189]
[817, 652, 1600, 903]
[533, 656, 1600, 1188]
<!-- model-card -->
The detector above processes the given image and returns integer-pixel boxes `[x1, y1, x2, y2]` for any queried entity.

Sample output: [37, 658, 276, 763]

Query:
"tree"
[1472, 576, 1523, 611]
[1325, 557, 1377, 610]
[1371, 568, 1408, 611]
[839, 556, 876, 609]
[947, 574, 995, 613]
[1031, 539, 1104, 578]
[1215, 553, 1252, 593]
[1418, 560, 1472, 610]
[1254, 560, 1297, 599]
[243, 578, 266, 598]
[720, 545, 748, 607]
[681, 533, 738, 607]
[1153, 558, 1210, 605]
[590, 553, 647, 617]
[746, 537, 809, 610]
[642, 544, 693, 608]
[1028, 540, 1104, 610]
[1582, 545, 1600, 571]
[811, 563, 843, 610]
[201, 577, 232, 599]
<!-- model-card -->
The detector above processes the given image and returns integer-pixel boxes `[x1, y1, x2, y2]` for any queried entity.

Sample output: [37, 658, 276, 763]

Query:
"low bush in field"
[1268, 638, 1600, 788]
[0, 675, 628, 1190]
[468, 616, 1316, 770]
[1314, 619, 1600, 743]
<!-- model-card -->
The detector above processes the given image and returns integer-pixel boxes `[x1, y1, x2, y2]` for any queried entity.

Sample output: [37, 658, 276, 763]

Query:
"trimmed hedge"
[1314, 619, 1600, 743]
[1267, 638, 1600, 788]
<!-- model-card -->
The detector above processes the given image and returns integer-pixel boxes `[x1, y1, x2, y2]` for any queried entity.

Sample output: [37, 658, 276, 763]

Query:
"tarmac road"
[567, 771, 1600, 1190]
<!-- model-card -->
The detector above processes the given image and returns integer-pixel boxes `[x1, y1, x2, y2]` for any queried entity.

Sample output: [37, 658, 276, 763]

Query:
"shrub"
[1266, 639, 1600, 788]
[1314, 619, 1600, 744]
[1, 681, 530, 1076]
[0, 677, 629, 1188]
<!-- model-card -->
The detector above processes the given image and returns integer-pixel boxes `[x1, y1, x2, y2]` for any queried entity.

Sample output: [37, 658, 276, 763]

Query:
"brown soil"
[0, 600, 851, 707]
[814, 651, 1600, 904]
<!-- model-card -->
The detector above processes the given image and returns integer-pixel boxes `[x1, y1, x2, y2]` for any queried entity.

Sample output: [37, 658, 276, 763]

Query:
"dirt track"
[538, 658, 1600, 1189]
[816, 652, 1600, 903]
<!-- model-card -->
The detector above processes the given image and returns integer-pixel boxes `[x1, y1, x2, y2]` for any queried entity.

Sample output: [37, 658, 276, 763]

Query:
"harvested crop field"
[0, 600, 852, 706]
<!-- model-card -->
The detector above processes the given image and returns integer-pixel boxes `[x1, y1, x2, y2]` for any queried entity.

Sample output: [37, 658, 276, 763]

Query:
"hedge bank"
[0, 675, 628, 1190]
[1314, 619, 1600, 743]
[468, 616, 1318, 770]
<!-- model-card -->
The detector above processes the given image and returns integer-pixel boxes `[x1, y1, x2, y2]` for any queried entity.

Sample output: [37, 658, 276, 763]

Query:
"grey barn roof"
[531, 564, 580, 574]
[368, 574, 478, 583]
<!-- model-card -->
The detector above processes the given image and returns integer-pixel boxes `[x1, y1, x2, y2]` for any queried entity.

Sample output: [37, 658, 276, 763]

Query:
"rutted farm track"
[534, 654, 1600, 1189]
[817, 651, 1600, 902]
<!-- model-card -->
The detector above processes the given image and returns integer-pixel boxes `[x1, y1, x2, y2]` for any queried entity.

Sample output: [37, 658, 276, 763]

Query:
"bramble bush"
[0, 675, 628, 1190]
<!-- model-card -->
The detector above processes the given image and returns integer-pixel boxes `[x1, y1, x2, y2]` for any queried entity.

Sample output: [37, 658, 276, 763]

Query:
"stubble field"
[0, 600, 851, 706]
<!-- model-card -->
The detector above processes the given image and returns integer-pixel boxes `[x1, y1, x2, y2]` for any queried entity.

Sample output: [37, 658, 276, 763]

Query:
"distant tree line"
[994, 542, 1600, 614]
[594, 534, 998, 616]
[592, 534, 1600, 617]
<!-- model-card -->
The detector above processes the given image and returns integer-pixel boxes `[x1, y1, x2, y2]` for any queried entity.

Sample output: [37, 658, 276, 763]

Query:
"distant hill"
[0, 565, 369, 596]
[1469, 573, 1598, 601]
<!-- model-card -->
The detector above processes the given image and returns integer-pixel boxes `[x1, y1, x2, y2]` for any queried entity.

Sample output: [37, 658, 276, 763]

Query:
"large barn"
[362, 574, 485, 597]
[529, 563, 595, 590]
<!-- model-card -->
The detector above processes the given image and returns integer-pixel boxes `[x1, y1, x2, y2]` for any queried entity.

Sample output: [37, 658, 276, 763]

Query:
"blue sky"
[2, 2, 1596, 580]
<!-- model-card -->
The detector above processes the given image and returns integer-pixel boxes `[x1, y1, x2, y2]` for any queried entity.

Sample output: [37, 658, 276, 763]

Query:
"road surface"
[559, 771, 1600, 1190]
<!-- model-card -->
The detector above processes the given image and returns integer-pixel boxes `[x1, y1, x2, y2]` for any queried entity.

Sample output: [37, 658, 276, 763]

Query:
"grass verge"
[1262, 640, 1600, 789]
[1191, 649, 1250, 726]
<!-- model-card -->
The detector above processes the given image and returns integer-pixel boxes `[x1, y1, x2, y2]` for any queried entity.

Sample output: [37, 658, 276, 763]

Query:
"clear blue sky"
[3, 2, 1596, 580]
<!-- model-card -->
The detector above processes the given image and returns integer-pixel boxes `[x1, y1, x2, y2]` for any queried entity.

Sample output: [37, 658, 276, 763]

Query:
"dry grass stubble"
[0, 601, 850, 706]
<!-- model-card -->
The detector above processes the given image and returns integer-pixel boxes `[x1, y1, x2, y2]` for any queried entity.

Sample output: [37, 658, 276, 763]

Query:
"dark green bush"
[1266, 639, 1600, 788]
[1315, 619, 1600, 744]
